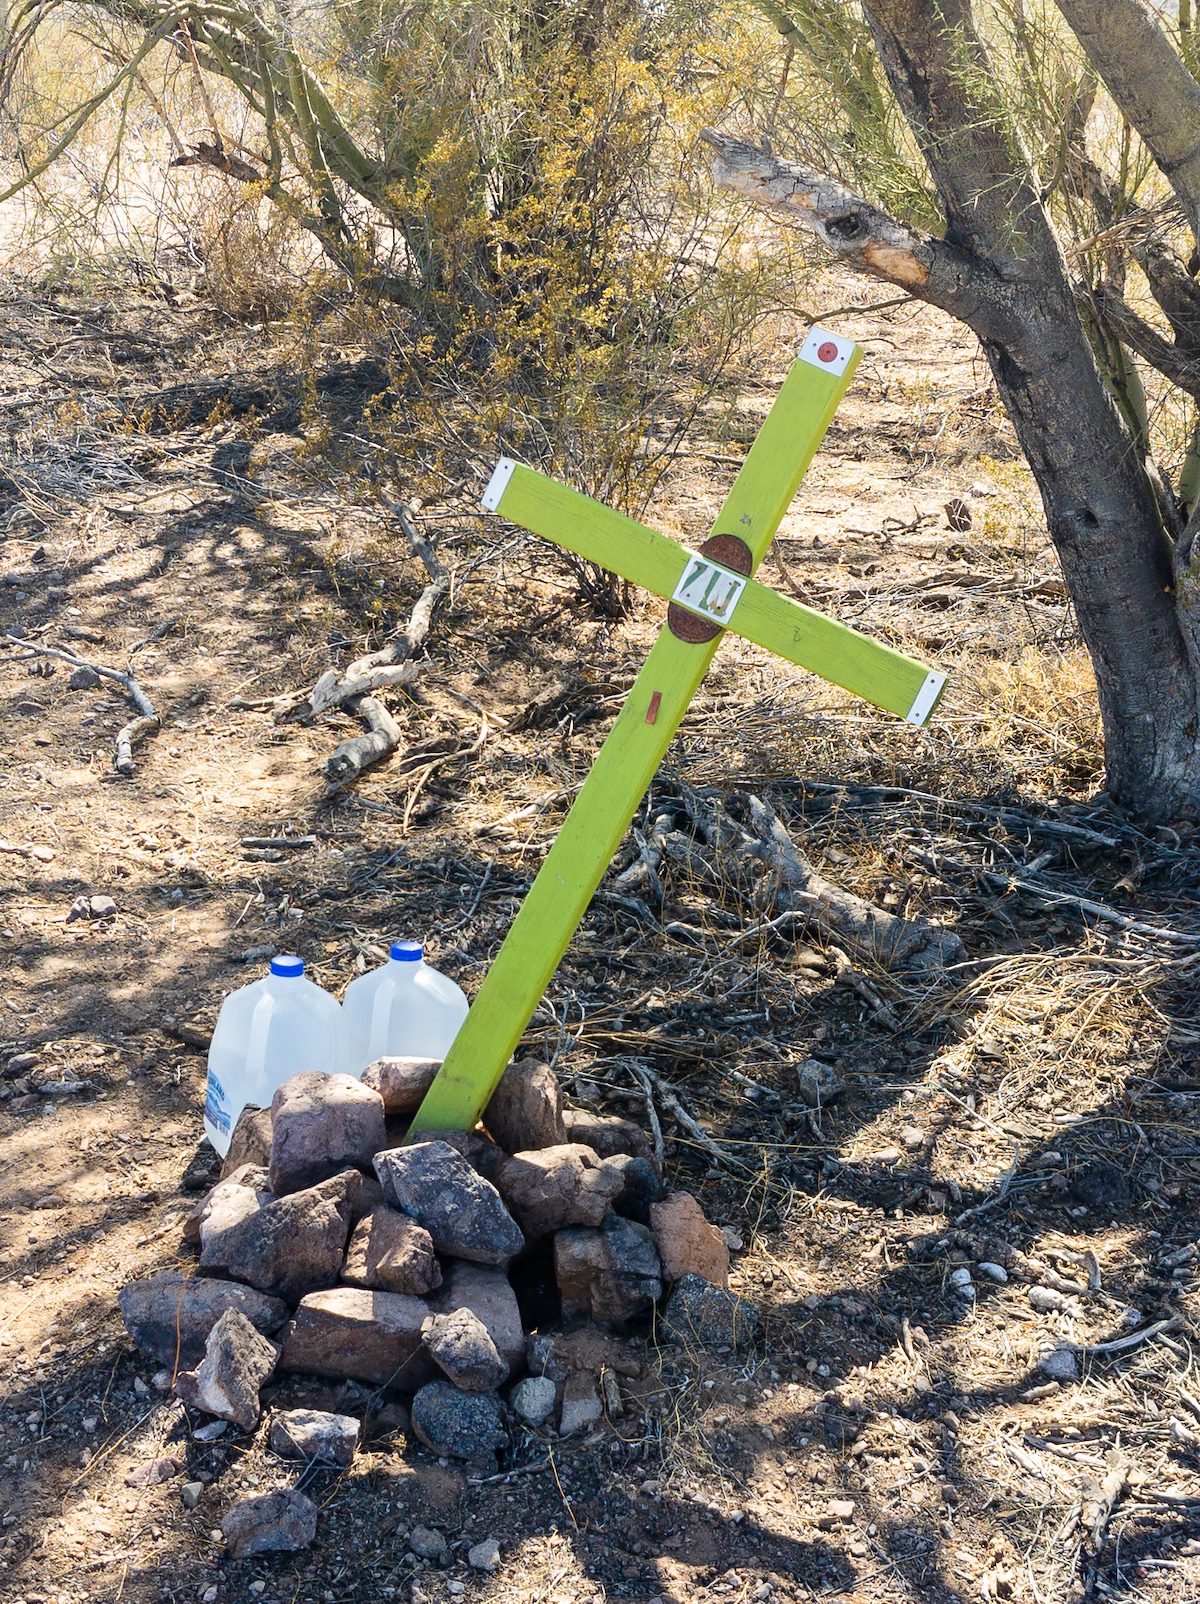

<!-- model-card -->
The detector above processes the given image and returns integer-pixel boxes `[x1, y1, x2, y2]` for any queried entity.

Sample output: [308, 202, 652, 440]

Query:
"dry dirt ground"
[1, 278, 1199, 1604]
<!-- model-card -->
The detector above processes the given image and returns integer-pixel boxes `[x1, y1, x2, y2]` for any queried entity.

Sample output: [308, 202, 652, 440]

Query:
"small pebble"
[446, 1584, 465, 1598]
[181, 1482, 204, 1509]
[827, 1499, 855, 1521]
[409, 1525, 447, 1562]
[977, 1262, 1008, 1283]
[949, 1267, 973, 1290]
[873, 1147, 901, 1166]
[1029, 1286, 1065, 1313]
[202, 1590, 218, 1603]
[468, 1538, 501, 1572]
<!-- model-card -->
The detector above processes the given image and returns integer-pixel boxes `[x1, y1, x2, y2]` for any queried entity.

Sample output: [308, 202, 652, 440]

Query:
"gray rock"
[68, 665, 101, 690]
[374, 1141, 524, 1265]
[220, 1105, 273, 1178]
[977, 1261, 1009, 1283]
[510, 1374, 556, 1427]
[525, 1333, 569, 1382]
[409, 1525, 448, 1562]
[558, 1373, 602, 1437]
[199, 1169, 360, 1302]
[421, 1308, 508, 1393]
[221, 1489, 318, 1558]
[174, 1309, 278, 1431]
[1029, 1286, 1066, 1313]
[1040, 1346, 1080, 1383]
[561, 1108, 654, 1165]
[118, 1272, 289, 1368]
[495, 1144, 622, 1239]
[605, 1153, 663, 1225]
[342, 1206, 442, 1296]
[554, 1214, 663, 1330]
[419, 1127, 508, 1186]
[361, 1057, 442, 1115]
[410, 1381, 507, 1465]
[183, 1165, 272, 1249]
[66, 893, 116, 922]
[796, 1059, 843, 1109]
[269, 1408, 359, 1465]
[280, 1286, 435, 1390]
[484, 1059, 567, 1153]
[181, 1481, 204, 1509]
[660, 1272, 761, 1353]
[435, 1261, 525, 1375]
[270, 1071, 387, 1195]
[467, 1538, 501, 1572]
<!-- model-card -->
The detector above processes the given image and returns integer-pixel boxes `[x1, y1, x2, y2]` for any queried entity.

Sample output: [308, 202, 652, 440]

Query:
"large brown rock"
[269, 1071, 387, 1195]
[118, 1272, 289, 1368]
[434, 1261, 525, 1374]
[562, 1108, 655, 1165]
[175, 1308, 279, 1430]
[341, 1207, 442, 1296]
[555, 1214, 662, 1331]
[361, 1057, 442, 1114]
[649, 1191, 729, 1287]
[484, 1058, 566, 1153]
[374, 1141, 524, 1265]
[220, 1106, 273, 1178]
[199, 1170, 360, 1303]
[495, 1144, 623, 1239]
[279, 1286, 436, 1390]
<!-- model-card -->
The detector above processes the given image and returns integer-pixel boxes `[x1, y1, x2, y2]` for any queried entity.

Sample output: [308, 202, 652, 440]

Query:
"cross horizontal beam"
[481, 460, 945, 725]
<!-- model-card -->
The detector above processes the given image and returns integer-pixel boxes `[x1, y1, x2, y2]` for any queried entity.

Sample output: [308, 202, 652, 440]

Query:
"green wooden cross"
[408, 328, 945, 1136]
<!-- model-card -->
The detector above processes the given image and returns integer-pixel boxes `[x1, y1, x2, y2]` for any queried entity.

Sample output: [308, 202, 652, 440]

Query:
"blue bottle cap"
[390, 941, 423, 962]
[270, 954, 305, 977]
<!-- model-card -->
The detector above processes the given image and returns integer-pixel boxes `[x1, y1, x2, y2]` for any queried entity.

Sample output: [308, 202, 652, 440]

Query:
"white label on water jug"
[204, 1069, 231, 1135]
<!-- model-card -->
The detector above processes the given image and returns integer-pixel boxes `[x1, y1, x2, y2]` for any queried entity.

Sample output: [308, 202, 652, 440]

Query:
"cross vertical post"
[408, 333, 881, 1136]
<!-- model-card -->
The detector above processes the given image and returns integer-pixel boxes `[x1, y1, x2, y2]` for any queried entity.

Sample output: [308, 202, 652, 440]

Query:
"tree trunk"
[1051, 0, 1200, 239]
[705, 0, 1200, 821]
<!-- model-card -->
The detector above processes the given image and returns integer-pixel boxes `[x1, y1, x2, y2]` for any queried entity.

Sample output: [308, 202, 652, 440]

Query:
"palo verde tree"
[707, 0, 1200, 823]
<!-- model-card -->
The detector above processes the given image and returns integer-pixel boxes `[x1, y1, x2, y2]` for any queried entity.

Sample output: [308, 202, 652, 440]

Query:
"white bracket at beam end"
[481, 457, 517, 512]
[798, 325, 856, 376]
[905, 669, 947, 728]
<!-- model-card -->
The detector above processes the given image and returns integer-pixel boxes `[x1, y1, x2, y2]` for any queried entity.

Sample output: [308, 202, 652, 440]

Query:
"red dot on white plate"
[818, 341, 839, 363]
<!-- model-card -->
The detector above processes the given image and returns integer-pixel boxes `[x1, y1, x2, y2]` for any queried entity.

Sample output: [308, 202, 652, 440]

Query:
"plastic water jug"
[343, 940, 469, 1074]
[203, 955, 348, 1156]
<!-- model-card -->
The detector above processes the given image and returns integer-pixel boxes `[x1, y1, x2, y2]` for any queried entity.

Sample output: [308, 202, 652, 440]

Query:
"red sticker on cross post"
[799, 326, 854, 376]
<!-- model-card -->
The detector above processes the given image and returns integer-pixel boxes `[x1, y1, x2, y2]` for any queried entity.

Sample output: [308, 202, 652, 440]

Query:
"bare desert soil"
[1, 279, 1198, 1604]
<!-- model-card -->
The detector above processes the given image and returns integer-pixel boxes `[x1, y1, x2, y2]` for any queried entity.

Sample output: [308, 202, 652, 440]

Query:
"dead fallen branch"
[275, 502, 448, 790]
[4, 630, 160, 777]
[679, 786, 965, 973]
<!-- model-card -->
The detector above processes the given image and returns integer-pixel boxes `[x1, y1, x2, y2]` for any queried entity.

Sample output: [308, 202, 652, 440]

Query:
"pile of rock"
[119, 1056, 760, 1557]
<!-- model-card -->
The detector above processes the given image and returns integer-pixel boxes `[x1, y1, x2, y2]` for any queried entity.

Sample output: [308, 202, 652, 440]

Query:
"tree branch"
[700, 128, 1009, 336]
[1052, 0, 1200, 242]
[1091, 285, 1200, 402]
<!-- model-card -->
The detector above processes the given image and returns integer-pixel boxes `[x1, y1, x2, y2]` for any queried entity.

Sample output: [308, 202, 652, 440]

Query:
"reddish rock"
[222, 1489, 317, 1558]
[279, 1286, 436, 1390]
[484, 1059, 566, 1153]
[554, 1214, 662, 1331]
[649, 1191, 730, 1287]
[562, 1108, 655, 1165]
[220, 1105, 272, 1178]
[435, 1261, 525, 1374]
[174, 1309, 279, 1430]
[118, 1272, 288, 1368]
[374, 1141, 524, 1265]
[199, 1170, 360, 1303]
[495, 1144, 622, 1239]
[341, 1207, 442, 1296]
[269, 1071, 387, 1195]
[269, 1408, 359, 1465]
[361, 1057, 442, 1114]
